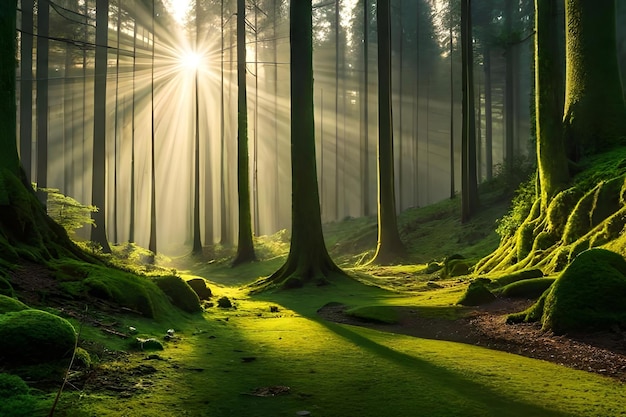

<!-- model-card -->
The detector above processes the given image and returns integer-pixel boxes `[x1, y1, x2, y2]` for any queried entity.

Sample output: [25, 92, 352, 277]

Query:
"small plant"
[36, 187, 98, 236]
[496, 175, 537, 238]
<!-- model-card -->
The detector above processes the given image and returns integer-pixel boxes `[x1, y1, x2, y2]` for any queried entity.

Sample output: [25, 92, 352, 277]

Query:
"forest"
[1, 0, 626, 416]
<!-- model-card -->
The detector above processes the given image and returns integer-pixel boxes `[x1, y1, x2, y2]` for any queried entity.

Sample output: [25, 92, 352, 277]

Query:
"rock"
[154, 275, 202, 313]
[187, 278, 212, 300]
[0, 309, 76, 364]
[135, 337, 164, 351]
[217, 296, 232, 309]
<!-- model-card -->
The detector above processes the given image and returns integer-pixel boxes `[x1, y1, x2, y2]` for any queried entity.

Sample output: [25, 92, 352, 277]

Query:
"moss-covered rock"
[458, 279, 496, 306]
[0, 373, 29, 397]
[73, 347, 92, 369]
[0, 275, 13, 297]
[0, 309, 76, 364]
[497, 277, 556, 299]
[186, 278, 212, 300]
[134, 337, 164, 351]
[441, 255, 472, 277]
[217, 296, 233, 308]
[154, 275, 202, 313]
[0, 295, 28, 313]
[491, 269, 544, 286]
[541, 248, 626, 333]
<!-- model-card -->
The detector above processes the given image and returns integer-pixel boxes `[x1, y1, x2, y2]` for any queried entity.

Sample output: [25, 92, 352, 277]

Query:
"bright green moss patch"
[458, 279, 496, 306]
[0, 294, 28, 313]
[0, 373, 37, 417]
[0, 309, 76, 364]
[345, 305, 400, 324]
[490, 269, 544, 287]
[496, 277, 556, 299]
[542, 248, 626, 333]
[154, 275, 202, 313]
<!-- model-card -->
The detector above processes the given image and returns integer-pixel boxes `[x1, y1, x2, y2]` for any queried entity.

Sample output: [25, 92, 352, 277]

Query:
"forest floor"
[317, 298, 626, 382]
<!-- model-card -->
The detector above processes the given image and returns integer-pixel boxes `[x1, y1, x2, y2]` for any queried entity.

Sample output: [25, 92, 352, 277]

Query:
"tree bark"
[261, 0, 342, 289]
[563, 0, 626, 159]
[91, 0, 112, 253]
[232, 0, 256, 266]
[535, 0, 569, 208]
[370, 0, 406, 264]
[19, 0, 33, 181]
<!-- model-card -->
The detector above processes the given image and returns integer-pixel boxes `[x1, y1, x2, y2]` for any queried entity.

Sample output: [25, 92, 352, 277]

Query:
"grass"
[8, 186, 626, 416]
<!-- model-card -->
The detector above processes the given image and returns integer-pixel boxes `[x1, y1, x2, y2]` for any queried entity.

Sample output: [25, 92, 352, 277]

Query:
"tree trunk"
[504, 0, 515, 171]
[232, 0, 256, 266]
[483, 44, 493, 180]
[563, 0, 626, 159]
[449, 17, 455, 199]
[192, 2, 202, 255]
[0, 0, 19, 174]
[370, 0, 406, 264]
[149, 1, 158, 256]
[261, 0, 342, 289]
[461, 0, 479, 224]
[129, 17, 137, 243]
[535, 0, 569, 208]
[220, 0, 229, 244]
[91, 0, 112, 253]
[19, 0, 33, 181]
[361, 0, 370, 216]
[36, 0, 50, 198]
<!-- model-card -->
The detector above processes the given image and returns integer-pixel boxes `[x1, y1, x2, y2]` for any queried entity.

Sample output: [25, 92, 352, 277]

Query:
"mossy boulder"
[458, 279, 496, 306]
[154, 275, 202, 313]
[0, 295, 28, 313]
[186, 278, 212, 300]
[441, 255, 471, 277]
[0, 373, 36, 417]
[541, 248, 626, 333]
[491, 269, 544, 287]
[217, 296, 233, 308]
[0, 309, 76, 364]
[497, 277, 556, 299]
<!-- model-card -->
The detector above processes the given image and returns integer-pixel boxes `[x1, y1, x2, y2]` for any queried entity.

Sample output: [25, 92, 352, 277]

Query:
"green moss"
[73, 347, 92, 369]
[506, 288, 550, 324]
[542, 248, 626, 333]
[490, 269, 544, 287]
[154, 275, 202, 313]
[186, 277, 212, 300]
[344, 305, 400, 324]
[0, 309, 76, 364]
[0, 275, 14, 297]
[133, 337, 164, 351]
[0, 373, 36, 417]
[562, 186, 596, 244]
[457, 280, 496, 306]
[0, 294, 28, 313]
[546, 188, 580, 235]
[496, 277, 556, 299]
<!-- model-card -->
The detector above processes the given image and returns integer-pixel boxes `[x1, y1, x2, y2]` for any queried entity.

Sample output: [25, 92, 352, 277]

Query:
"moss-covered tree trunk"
[0, 1, 91, 264]
[232, 0, 256, 266]
[0, 1, 19, 175]
[563, 0, 626, 159]
[370, 0, 406, 264]
[260, 0, 342, 289]
[535, 0, 569, 208]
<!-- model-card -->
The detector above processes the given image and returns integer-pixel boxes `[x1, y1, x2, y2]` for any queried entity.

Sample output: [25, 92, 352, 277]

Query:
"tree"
[91, 0, 112, 253]
[369, 0, 406, 264]
[19, 0, 33, 182]
[0, 0, 89, 264]
[563, 0, 626, 159]
[232, 0, 257, 266]
[460, 0, 479, 223]
[535, 0, 568, 208]
[36, 0, 50, 197]
[258, 0, 342, 289]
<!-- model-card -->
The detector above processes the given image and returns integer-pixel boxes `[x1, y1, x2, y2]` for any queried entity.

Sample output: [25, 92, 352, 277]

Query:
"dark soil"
[317, 299, 626, 382]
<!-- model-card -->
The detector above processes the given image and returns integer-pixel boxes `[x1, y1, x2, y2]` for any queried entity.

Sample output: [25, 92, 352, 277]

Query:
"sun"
[181, 51, 201, 70]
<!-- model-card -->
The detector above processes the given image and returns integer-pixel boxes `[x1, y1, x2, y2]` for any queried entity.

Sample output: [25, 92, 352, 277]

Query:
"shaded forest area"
[2, 0, 626, 416]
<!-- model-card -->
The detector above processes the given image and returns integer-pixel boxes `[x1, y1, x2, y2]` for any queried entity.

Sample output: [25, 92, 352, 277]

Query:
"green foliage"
[496, 277, 556, 299]
[154, 275, 202, 313]
[0, 309, 76, 364]
[457, 279, 496, 306]
[506, 289, 550, 324]
[496, 174, 537, 238]
[344, 305, 400, 324]
[0, 373, 36, 417]
[0, 294, 28, 313]
[542, 249, 626, 333]
[37, 187, 97, 236]
[0, 275, 14, 296]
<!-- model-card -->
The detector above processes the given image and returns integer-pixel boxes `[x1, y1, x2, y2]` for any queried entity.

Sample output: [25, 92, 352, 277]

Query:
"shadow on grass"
[312, 318, 571, 417]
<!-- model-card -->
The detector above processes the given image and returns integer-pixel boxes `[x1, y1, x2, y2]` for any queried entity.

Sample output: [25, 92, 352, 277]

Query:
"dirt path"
[317, 298, 626, 382]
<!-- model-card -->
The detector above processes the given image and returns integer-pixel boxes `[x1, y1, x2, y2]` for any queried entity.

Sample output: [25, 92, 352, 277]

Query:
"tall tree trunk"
[535, 0, 569, 208]
[449, 16, 455, 199]
[563, 0, 626, 159]
[129, 18, 137, 243]
[253, 1, 260, 235]
[273, 0, 280, 229]
[148, 0, 158, 255]
[334, 0, 341, 220]
[504, 0, 515, 172]
[232, 0, 256, 266]
[483, 44, 493, 180]
[36, 0, 50, 199]
[91, 0, 112, 253]
[0, 0, 19, 174]
[461, 0, 479, 223]
[370, 0, 406, 264]
[261, 0, 342, 289]
[220, 0, 229, 244]
[20, 0, 33, 181]
[397, 0, 404, 211]
[361, 0, 370, 216]
[112, 0, 122, 245]
[192, 2, 202, 255]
